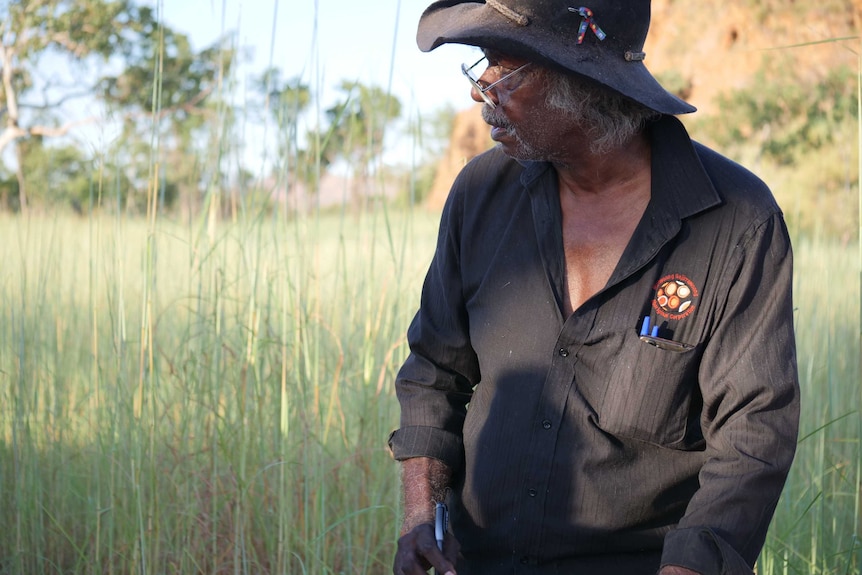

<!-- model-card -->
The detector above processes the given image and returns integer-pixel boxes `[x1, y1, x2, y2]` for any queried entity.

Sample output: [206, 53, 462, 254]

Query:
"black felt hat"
[417, 0, 695, 115]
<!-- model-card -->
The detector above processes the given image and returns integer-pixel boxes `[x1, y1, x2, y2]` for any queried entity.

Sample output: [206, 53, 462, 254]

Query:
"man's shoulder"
[447, 146, 537, 201]
[692, 142, 768, 190]
[691, 140, 781, 219]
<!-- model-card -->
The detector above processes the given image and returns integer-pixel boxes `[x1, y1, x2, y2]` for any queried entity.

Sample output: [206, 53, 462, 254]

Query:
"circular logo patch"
[652, 274, 699, 320]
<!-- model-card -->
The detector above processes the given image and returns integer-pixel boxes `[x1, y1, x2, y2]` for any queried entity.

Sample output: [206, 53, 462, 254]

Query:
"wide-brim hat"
[417, 0, 695, 115]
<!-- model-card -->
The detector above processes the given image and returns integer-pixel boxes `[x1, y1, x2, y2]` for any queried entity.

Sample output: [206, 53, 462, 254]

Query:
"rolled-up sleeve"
[661, 212, 800, 574]
[388, 184, 479, 473]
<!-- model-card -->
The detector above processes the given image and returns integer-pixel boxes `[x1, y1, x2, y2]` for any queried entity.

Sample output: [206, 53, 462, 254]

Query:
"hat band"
[486, 0, 529, 26]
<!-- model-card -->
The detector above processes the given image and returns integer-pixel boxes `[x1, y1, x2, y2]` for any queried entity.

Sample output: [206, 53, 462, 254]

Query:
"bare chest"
[560, 203, 647, 316]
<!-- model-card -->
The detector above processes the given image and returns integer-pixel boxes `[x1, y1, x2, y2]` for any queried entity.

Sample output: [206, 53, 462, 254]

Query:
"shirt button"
[542, 420, 552, 429]
[558, 348, 569, 357]
[528, 488, 537, 497]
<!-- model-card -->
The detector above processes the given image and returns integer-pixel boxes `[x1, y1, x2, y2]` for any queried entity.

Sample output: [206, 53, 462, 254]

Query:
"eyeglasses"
[460, 57, 532, 109]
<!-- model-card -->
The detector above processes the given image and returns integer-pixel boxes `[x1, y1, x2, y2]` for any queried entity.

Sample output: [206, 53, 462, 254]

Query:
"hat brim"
[417, 1, 696, 115]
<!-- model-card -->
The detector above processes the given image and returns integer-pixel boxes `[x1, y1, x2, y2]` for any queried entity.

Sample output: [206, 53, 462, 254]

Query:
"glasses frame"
[461, 57, 532, 109]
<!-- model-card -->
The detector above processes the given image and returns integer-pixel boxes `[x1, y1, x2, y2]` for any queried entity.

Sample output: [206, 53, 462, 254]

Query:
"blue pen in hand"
[434, 502, 450, 575]
[435, 502, 448, 551]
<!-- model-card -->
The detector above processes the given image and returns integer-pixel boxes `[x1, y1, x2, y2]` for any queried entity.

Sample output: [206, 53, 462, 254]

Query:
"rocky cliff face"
[426, 0, 859, 210]
[426, 104, 492, 210]
[648, 0, 858, 113]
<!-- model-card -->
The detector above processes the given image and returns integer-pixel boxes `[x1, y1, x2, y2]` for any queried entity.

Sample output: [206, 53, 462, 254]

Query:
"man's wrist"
[400, 457, 452, 535]
[400, 510, 436, 535]
[400, 492, 436, 536]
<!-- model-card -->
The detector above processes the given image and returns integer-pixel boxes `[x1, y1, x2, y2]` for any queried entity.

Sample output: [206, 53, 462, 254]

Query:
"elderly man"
[388, 1, 800, 574]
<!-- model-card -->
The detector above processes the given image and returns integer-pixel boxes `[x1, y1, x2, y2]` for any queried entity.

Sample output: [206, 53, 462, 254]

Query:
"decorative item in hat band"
[568, 7, 607, 44]
[486, 0, 530, 26]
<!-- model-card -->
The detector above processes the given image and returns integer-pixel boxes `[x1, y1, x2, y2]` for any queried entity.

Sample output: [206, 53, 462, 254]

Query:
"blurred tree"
[700, 61, 859, 238]
[324, 82, 401, 207]
[252, 68, 312, 205]
[17, 137, 90, 209]
[710, 65, 857, 166]
[0, 1, 230, 215]
[20, 137, 137, 211]
[99, 22, 233, 215]
[0, 0, 155, 211]
[0, 138, 135, 213]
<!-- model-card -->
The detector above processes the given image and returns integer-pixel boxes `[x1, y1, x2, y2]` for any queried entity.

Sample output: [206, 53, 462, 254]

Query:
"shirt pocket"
[590, 336, 703, 449]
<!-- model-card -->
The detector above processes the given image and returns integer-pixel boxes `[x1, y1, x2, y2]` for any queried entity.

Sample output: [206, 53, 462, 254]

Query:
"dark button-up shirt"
[389, 116, 799, 575]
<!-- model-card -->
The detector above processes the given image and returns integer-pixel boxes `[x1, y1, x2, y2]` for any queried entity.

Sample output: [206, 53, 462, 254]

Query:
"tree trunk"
[15, 140, 27, 213]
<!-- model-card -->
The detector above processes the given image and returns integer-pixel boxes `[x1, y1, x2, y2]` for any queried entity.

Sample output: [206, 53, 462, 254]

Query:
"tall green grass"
[0, 207, 438, 573]
[0, 210, 858, 574]
[759, 238, 862, 575]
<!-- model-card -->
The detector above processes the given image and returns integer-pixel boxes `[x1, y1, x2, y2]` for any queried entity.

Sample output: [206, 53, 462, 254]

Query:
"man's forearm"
[400, 457, 452, 535]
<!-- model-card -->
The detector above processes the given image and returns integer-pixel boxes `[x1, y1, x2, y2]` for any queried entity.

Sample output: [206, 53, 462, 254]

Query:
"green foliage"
[0, 0, 156, 135]
[3, 0, 144, 63]
[0, 211, 438, 573]
[691, 60, 859, 239]
[324, 82, 402, 169]
[253, 68, 316, 195]
[0, 2, 420, 216]
[0, 1, 233, 214]
[99, 26, 232, 121]
[0, 1, 163, 212]
[0, 137, 167, 213]
[254, 67, 311, 131]
[759, 238, 861, 574]
[709, 65, 857, 166]
[18, 137, 92, 208]
[0, 213, 857, 573]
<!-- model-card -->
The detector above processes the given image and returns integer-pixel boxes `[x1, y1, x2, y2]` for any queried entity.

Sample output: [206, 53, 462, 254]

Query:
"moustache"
[481, 107, 513, 131]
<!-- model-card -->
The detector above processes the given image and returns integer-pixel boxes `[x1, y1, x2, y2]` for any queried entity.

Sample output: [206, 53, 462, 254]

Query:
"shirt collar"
[518, 115, 723, 288]
[648, 115, 722, 220]
[517, 115, 721, 217]
[614, 115, 723, 283]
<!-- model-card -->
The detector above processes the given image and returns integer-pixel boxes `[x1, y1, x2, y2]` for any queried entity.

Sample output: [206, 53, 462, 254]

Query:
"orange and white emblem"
[652, 274, 698, 320]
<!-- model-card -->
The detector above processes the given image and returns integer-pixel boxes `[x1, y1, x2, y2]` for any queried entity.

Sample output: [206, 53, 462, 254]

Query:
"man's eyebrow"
[482, 48, 524, 66]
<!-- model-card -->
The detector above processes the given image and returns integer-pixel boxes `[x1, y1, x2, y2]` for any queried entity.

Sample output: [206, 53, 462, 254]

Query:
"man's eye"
[487, 60, 512, 71]
[483, 52, 523, 72]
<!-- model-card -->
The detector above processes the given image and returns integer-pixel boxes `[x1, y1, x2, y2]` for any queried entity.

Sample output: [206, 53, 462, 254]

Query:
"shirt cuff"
[387, 426, 464, 471]
[661, 527, 755, 575]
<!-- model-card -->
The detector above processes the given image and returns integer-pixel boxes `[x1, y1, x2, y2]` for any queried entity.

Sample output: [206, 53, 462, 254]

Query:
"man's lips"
[490, 125, 508, 140]
[484, 116, 509, 137]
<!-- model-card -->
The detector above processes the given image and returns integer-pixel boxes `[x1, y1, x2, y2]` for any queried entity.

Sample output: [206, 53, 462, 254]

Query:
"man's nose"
[470, 70, 499, 106]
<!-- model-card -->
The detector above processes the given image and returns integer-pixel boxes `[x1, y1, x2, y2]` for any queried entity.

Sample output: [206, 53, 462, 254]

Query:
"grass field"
[0, 210, 859, 574]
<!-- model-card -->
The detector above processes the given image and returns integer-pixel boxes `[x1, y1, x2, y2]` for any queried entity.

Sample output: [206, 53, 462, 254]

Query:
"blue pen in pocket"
[638, 315, 694, 352]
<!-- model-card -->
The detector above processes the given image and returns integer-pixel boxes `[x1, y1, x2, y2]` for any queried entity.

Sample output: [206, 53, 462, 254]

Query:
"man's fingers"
[393, 523, 458, 575]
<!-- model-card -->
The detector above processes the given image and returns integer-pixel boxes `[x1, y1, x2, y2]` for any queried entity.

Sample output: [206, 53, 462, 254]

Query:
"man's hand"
[659, 566, 702, 575]
[393, 522, 459, 575]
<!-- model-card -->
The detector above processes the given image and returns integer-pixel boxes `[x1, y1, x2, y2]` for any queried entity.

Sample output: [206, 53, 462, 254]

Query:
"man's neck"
[553, 131, 651, 200]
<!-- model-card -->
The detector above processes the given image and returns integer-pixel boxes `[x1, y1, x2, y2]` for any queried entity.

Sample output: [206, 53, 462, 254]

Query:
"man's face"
[473, 49, 580, 162]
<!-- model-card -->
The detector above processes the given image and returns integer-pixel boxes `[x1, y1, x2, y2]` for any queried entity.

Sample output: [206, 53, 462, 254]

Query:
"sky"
[161, 0, 480, 118]
[6, 1, 480, 172]
[153, 0, 485, 171]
